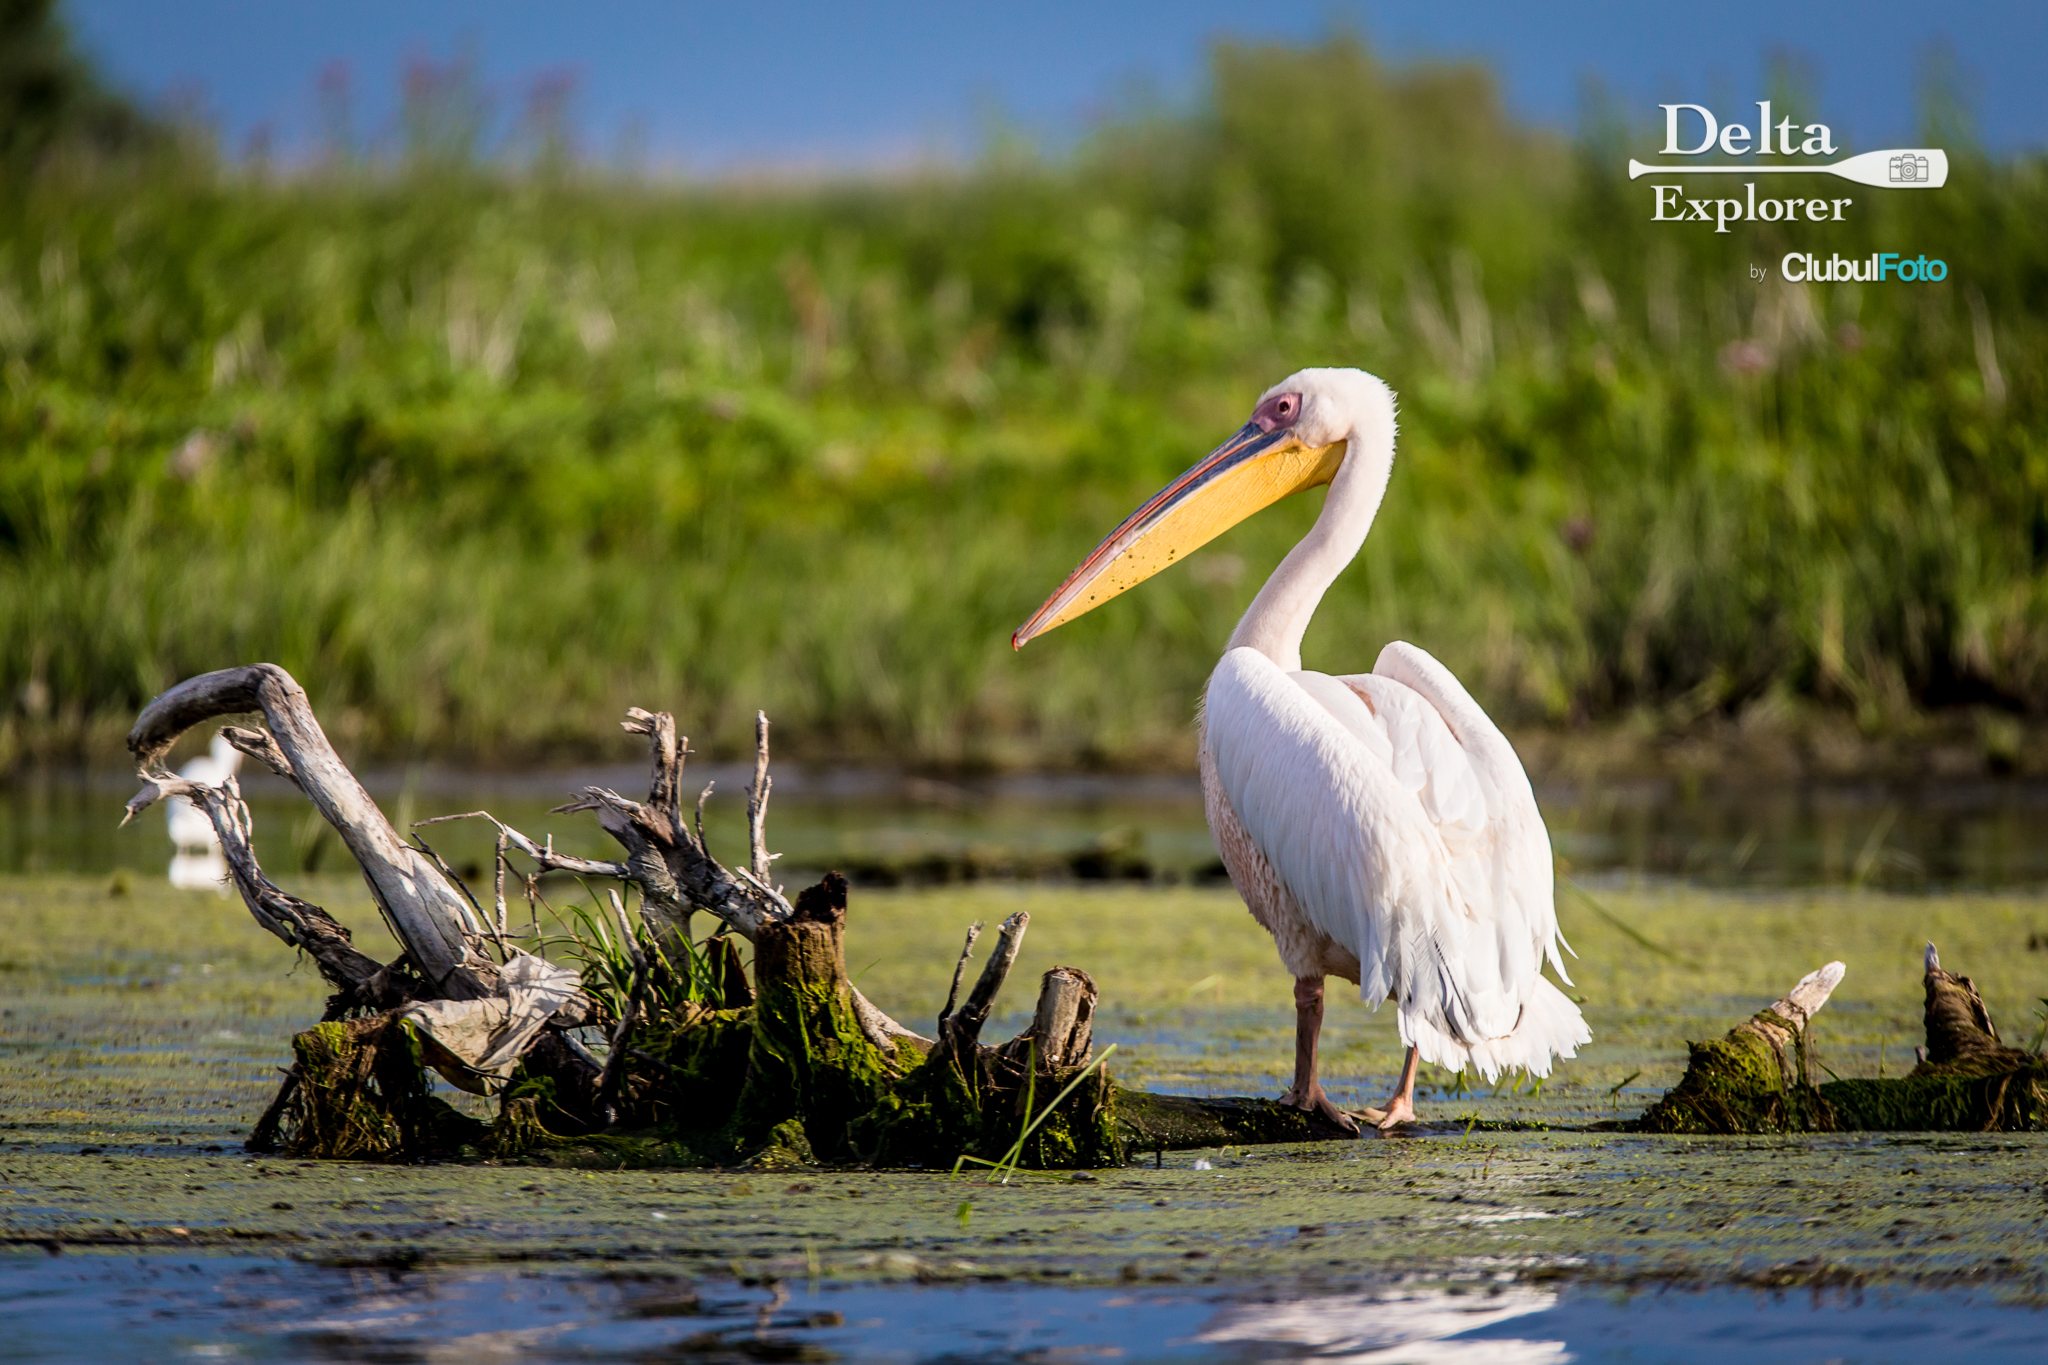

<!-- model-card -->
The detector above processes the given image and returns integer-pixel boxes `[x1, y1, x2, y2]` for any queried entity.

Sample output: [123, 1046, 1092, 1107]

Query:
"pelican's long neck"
[1225, 419, 1393, 672]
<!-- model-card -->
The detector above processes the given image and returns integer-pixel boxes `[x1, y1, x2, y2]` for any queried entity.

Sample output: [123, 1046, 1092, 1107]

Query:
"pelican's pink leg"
[1279, 975, 1359, 1134]
[1377, 1046, 1420, 1129]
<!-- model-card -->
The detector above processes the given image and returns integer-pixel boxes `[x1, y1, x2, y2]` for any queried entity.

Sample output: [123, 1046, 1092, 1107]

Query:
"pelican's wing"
[1341, 641, 1570, 983]
[1204, 647, 1525, 1046]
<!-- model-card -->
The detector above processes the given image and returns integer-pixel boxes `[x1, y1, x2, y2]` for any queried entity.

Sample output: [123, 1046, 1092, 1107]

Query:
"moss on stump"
[1634, 1004, 1827, 1135]
[283, 1015, 487, 1161]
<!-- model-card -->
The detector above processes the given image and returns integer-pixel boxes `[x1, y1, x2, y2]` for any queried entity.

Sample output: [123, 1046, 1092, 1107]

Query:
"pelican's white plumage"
[1205, 644, 1586, 1081]
[1016, 366, 1588, 1127]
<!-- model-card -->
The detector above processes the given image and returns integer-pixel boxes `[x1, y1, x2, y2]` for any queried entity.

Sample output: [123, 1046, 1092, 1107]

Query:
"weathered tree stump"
[1636, 948, 2045, 1135]
[1635, 962, 1843, 1134]
[1820, 945, 2047, 1132]
[274, 1015, 487, 1160]
[725, 873, 913, 1160]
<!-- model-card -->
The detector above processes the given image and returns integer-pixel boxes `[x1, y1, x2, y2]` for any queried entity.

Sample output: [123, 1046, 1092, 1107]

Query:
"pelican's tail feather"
[1401, 975, 1590, 1084]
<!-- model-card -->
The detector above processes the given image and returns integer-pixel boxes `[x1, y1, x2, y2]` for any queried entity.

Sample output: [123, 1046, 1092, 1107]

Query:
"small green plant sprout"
[1607, 1070, 1642, 1110]
[955, 1199, 973, 1230]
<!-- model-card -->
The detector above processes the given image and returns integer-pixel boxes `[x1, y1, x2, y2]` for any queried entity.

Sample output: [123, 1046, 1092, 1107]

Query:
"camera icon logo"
[1889, 154, 1930, 183]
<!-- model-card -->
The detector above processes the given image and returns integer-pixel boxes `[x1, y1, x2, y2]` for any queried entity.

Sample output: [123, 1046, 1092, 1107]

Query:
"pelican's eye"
[1252, 391, 1302, 432]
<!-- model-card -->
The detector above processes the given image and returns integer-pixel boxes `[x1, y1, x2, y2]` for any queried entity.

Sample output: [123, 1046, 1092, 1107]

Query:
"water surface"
[3, 1254, 2044, 1363]
[10, 763, 2048, 891]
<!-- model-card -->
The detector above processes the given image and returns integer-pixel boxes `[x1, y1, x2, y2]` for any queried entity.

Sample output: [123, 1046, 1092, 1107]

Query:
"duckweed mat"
[4, 875, 2046, 1294]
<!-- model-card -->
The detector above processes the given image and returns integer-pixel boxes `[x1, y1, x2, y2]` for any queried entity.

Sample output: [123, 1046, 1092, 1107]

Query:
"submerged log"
[1115, 1093, 1358, 1149]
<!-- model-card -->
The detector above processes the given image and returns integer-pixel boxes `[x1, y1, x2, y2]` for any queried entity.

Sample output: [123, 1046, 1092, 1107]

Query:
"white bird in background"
[166, 732, 243, 893]
[1014, 368, 1588, 1130]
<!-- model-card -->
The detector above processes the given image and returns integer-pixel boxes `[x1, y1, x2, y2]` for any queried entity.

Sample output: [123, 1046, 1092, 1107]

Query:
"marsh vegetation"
[1, 35, 2043, 773]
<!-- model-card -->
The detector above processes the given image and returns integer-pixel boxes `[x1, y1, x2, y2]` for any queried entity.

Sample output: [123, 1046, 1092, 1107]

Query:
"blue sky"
[66, 1, 2045, 172]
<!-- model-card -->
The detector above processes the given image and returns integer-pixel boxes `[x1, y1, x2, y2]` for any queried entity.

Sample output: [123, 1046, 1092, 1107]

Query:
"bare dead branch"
[588, 712, 801, 941]
[939, 921, 985, 1026]
[127, 665, 497, 999]
[851, 987, 933, 1053]
[492, 831, 510, 947]
[406, 829, 491, 946]
[747, 710, 774, 885]
[125, 772, 386, 1001]
[220, 725, 295, 784]
[622, 708, 685, 841]
[415, 809, 630, 879]
[946, 911, 1029, 1052]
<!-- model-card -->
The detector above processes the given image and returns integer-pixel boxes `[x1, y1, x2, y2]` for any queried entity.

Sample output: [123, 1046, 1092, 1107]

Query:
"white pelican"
[1014, 368, 1587, 1130]
[166, 732, 242, 893]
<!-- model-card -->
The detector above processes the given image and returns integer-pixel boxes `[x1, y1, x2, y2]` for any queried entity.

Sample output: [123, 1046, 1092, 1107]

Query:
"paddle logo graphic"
[1630, 101, 1948, 234]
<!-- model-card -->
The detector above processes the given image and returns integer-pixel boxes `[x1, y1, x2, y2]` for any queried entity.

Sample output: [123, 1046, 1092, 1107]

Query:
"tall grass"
[1, 37, 2043, 768]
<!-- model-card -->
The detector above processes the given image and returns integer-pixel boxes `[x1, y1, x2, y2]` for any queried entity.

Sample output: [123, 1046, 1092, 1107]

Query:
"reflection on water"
[1199, 1284, 1567, 1363]
[2, 1255, 2045, 1364]
[8, 762, 2048, 890]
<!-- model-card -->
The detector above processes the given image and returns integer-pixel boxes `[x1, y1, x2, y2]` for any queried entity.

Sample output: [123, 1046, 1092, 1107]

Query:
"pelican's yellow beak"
[1012, 419, 1343, 648]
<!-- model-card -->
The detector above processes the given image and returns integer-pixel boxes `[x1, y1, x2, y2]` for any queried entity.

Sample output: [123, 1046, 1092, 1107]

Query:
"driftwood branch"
[1634, 960, 1844, 1134]
[556, 716, 791, 940]
[1914, 942, 2037, 1075]
[412, 810, 627, 880]
[492, 831, 511, 948]
[623, 707, 684, 836]
[219, 725, 295, 783]
[940, 921, 984, 1023]
[747, 710, 775, 886]
[122, 772, 389, 1001]
[851, 984, 933, 1053]
[126, 664, 499, 999]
